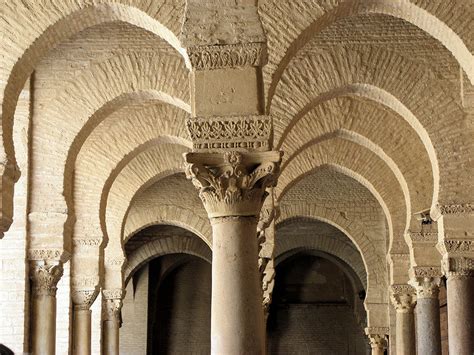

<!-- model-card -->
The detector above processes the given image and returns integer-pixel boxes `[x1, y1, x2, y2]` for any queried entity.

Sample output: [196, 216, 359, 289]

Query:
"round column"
[102, 289, 124, 355]
[211, 216, 265, 354]
[365, 331, 388, 355]
[390, 285, 416, 355]
[30, 260, 64, 355]
[446, 265, 474, 355]
[185, 150, 281, 355]
[413, 277, 441, 355]
[72, 288, 98, 355]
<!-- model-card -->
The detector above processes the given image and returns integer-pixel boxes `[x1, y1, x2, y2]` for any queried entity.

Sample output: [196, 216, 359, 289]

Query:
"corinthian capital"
[29, 260, 64, 297]
[410, 277, 441, 299]
[390, 284, 416, 313]
[102, 288, 126, 322]
[365, 328, 388, 350]
[184, 151, 282, 218]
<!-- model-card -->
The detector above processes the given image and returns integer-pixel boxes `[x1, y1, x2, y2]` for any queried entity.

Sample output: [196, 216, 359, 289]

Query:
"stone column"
[185, 151, 281, 355]
[365, 328, 388, 355]
[412, 276, 441, 355]
[29, 259, 64, 355]
[390, 285, 416, 355]
[102, 289, 125, 355]
[72, 288, 99, 355]
[444, 256, 474, 355]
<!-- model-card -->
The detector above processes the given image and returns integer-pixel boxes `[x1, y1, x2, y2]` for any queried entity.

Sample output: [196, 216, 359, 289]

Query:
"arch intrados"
[276, 83, 439, 212]
[2, 2, 189, 167]
[275, 249, 365, 295]
[281, 128, 412, 228]
[265, 0, 474, 112]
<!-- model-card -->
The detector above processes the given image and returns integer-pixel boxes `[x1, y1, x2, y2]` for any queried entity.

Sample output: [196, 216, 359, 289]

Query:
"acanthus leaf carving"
[442, 257, 474, 279]
[390, 284, 416, 313]
[184, 151, 282, 218]
[29, 260, 64, 297]
[410, 276, 441, 299]
[72, 288, 99, 310]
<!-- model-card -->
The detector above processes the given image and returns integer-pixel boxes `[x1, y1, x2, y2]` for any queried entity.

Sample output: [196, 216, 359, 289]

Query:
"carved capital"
[410, 277, 441, 299]
[390, 285, 416, 313]
[184, 151, 282, 218]
[187, 43, 267, 70]
[443, 257, 474, 280]
[102, 288, 125, 321]
[29, 260, 64, 297]
[365, 328, 388, 350]
[72, 288, 99, 310]
[187, 115, 272, 153]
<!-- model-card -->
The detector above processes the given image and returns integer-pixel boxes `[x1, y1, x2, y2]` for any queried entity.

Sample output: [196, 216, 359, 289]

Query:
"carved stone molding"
[72, 288, 99, 310]
[411, 277, 441, 299]
[439, 204, 473, 215]
[187, 43, 267, 70]
[29, 261, 64, 297]
[442, 257, 474, 279]
[71, 276, 99, 289]
[390, 285, 416, 313]
[105, 256, 126, 267]
[72, 238, 102, 248]
[102, 288, 126, 301]
[28, 248, 70, 262]
[411, 266, 442, 278]
[184, 151, 282, 218]
[409, 231, 438, 243]
[438, 239, 474, 255]
[186, 115, 271, 152]
[365, 327, 388, 349]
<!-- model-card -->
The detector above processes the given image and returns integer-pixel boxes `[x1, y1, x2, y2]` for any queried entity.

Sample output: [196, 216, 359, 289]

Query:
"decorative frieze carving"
[105, 256, 126, 267]
[186, 115, 271, 152]
[438, 239, 474, 254]
[409, 231, 438, 242]
[72, 288, 99, 310]
[439, 204, 473, 215]
[29, 261, 64, 297]
[72, 238, 102, 248]
[72, 276, 99, 289]
[187, 43, 267, 70]
[442, 257, 474, 279]
[411, 277, 441, 299]
[28, 248, 70, 262]
[390, 285, 416, 313]
[184, 151, 282, 218]
[411, 266, 442, 278]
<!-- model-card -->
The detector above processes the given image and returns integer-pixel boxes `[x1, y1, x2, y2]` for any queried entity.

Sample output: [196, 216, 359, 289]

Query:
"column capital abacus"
[184, 150, 282, 218]
[365, 327, 388, 350]
[410, 276, 441, 299]
[29, 260, 64, 297]
[72, 287, 99, 311]
[390, 284, 416, 313]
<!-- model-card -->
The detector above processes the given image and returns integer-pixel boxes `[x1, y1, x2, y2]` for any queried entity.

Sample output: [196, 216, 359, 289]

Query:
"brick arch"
[271, 45, 467, 206]
[124, 204, 211, 247]
[277, 84, 437, 213]
[278, 137, 409, 253]
[27, 53, 189, 248]
[0, 2, 188, 234]
[274, 231, 367, 290]
[124, 235, 212, 286]
[73, 103, 190, 243]
[264, 0, 474, 112]
[278, 203, 387, 304]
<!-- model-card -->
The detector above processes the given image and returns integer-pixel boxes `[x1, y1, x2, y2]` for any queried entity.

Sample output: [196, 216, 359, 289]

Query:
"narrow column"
[365, 329, 388, 355]
[413, 277, 441, 355]
[72, 288, 99, 355]
[445, 257, 474, 355]
[29, 260, 64, 355]
[390, 285, 416, 355]
[185, 151, 281, 354]
[102, 289, 125, 355]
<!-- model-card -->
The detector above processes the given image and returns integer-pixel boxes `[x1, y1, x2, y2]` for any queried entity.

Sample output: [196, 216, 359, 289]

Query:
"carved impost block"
[365, 327, 388, 349]
[28, 248, 70, 263]
[29, 260, 64, 297]
[72, 287, 99, 310]
[187, 43, 267, 70]
[187, 115, 271, 152]
[442, 256, 474, 280]
[390, 284, 416, 313]
[410, 276, 441, 299]
[102, 288, 126, 321]
[184, 151, 282, 218]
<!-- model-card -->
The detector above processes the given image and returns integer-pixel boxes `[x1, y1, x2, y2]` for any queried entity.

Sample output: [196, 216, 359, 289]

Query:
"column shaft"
[396, 310, 415, 355]
[416, 297, 441, 354]
[447, 275, 474, 355]
[73, 309, 92, 355]
[103, 319, 120, 355]
[32, 293, 57, 355]
[211, 216, 265, 354]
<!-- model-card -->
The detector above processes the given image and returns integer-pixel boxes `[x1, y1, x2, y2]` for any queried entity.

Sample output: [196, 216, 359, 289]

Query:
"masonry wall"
[0, 79, 30, 353]
[121, 265, 149, 355]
